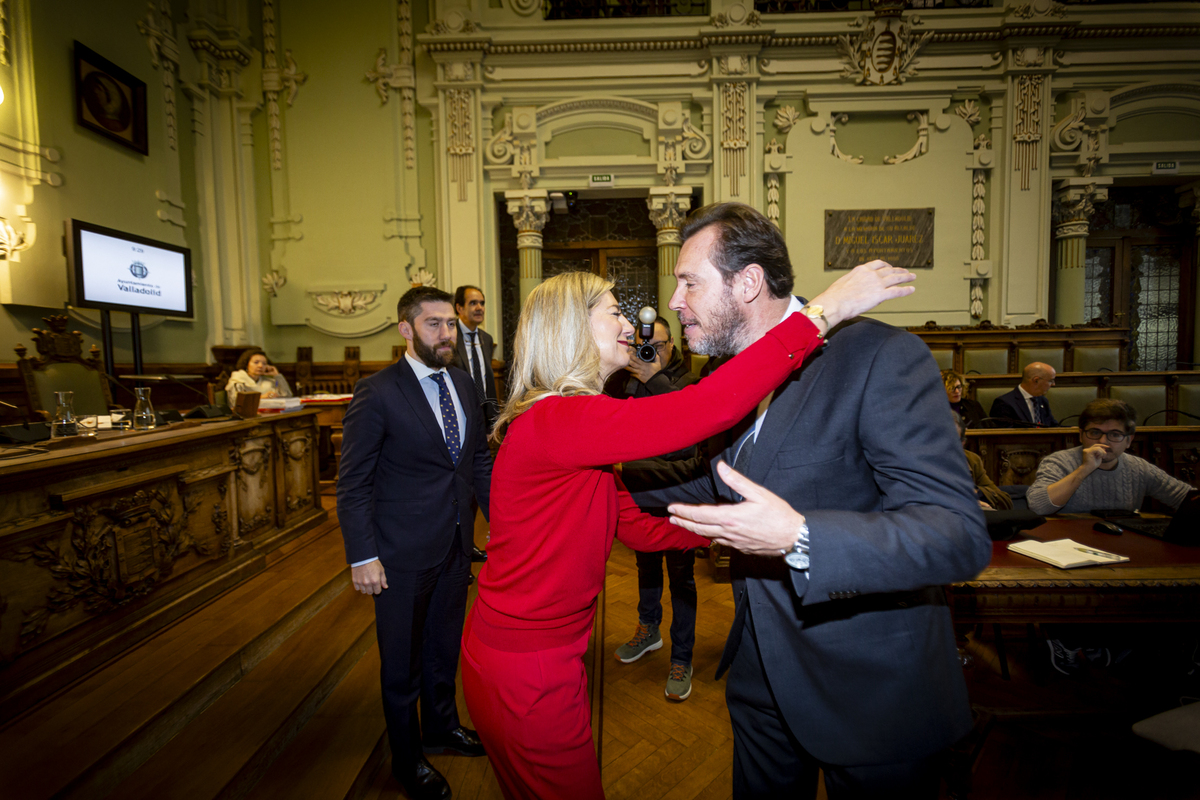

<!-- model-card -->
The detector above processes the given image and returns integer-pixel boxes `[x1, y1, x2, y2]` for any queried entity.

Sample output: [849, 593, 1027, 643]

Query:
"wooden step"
[243, 644, 386, 800]
[109, 583, 376, 800]
[0, 522, 350, 800]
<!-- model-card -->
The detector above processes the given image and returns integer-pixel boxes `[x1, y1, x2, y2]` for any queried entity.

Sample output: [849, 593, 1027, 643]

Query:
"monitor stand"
[98, 309, 145, 382]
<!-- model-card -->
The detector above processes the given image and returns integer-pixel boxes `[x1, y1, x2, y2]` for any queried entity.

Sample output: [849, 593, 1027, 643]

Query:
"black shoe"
[471, 546, 488, 563]
[424, 726, 486, 757]
[397, 756, 451, 800]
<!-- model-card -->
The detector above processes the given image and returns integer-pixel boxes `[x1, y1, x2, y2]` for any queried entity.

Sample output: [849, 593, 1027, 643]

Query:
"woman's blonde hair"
[492, 271, 614, 439]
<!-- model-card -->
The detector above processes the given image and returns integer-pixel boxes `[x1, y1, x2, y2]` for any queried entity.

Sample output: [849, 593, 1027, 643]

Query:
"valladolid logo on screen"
[118, 261, 162, 296]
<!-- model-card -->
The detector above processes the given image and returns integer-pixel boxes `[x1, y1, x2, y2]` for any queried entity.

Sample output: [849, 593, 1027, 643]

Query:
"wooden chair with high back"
[14, 315, 114, 420]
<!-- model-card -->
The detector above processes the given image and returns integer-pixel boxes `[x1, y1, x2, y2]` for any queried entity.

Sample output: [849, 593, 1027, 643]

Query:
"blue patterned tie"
[429, 372, 461, 465]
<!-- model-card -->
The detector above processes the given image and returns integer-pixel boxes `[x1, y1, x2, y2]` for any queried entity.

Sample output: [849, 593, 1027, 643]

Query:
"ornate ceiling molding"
[422, 25, 1200, 56]
[536, 97, 658, 125]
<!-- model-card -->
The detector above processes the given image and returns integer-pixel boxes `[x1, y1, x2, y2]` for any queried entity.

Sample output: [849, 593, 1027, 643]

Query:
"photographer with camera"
[610, 310, 702, 701]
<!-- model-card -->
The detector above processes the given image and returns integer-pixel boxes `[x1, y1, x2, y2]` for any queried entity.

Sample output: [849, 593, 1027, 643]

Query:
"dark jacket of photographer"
[608, 349, 698, 461]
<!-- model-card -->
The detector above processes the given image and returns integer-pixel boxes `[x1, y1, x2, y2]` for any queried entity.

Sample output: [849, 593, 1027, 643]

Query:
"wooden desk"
[299, 396, 352, 481]
[0, 410, 327, 722]
[947, 518, 1200, 627]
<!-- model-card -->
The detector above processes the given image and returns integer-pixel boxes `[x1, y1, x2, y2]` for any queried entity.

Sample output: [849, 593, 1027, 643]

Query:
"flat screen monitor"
[65, 219, 193, 318]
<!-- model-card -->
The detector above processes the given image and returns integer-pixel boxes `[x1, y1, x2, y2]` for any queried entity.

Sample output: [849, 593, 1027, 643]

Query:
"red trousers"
[462, 620, 604, 800]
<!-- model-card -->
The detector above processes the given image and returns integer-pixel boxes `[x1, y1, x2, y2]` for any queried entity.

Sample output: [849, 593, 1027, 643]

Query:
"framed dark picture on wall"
[73, 42, 149, 155]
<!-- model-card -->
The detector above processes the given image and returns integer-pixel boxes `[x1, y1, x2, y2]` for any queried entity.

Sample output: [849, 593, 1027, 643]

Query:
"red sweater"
[470, 312, 822, 651]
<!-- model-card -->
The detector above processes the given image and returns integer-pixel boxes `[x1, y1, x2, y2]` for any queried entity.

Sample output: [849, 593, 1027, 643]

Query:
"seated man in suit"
[1027, 398, 1192, 516]
[338, 286, 491, 800]
[990, 362, 1058, 426]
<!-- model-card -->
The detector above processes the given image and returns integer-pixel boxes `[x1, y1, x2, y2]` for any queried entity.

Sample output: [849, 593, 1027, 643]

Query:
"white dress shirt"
[458, 320, 487, 390]
[1018, 385, 1038, 422]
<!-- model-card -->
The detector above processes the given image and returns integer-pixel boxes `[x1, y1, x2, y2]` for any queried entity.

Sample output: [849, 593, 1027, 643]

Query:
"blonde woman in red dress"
[463, 256, 914, 800]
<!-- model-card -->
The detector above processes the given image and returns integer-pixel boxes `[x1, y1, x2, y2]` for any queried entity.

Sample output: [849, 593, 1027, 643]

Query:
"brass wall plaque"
[824, 208, 934, 271]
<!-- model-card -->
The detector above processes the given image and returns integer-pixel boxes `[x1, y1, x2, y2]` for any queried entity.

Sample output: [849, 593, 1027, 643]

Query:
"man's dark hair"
[1079, 398, 1138, 435]
[454, 284, 483, 310]
[679, 202, 795, 299]
[638, 315, 673, 345]
[235, 347, 269, 372]
[397, 286, 454, 327]
[654, 315, 672, 340]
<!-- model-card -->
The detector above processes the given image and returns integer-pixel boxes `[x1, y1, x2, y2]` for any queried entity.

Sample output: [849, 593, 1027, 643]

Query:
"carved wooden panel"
[236, 433, 277, 540]
[279, 426, 317, 521]
[0, 413, 328, 722]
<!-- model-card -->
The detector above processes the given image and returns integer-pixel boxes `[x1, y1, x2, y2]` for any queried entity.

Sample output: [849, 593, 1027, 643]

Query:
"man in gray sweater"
[1028, 398, 1195, 674]
[1028, 399, 1193, 515]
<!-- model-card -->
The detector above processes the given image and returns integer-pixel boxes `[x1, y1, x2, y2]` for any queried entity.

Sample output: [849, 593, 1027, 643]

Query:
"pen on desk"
[1075, 546, 1122, 560]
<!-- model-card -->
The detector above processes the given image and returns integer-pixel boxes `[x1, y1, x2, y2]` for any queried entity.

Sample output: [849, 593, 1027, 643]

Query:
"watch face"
[784, 551, 810, 570]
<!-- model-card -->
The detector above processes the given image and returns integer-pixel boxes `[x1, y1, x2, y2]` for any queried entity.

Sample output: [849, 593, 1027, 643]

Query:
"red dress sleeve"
[613, 475, 709, 552]
[539, 311, 822, 468]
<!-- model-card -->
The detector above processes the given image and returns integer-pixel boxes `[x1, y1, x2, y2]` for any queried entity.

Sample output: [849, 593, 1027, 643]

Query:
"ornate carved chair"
[15, 315, 114, 419]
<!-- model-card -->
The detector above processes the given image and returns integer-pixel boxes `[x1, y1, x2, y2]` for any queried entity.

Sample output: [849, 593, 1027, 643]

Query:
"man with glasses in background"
[1026, 400, 1196, 674]
[1027, 398, 1192, 516]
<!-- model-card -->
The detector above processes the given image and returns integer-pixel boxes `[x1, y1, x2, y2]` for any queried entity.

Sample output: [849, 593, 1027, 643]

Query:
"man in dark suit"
[338, 286, 491, 800]
[452, 285, 499, 432]
[629, 203, 991, 799]
[990, 362, 1059, 426]
[452, 285, 498, 563]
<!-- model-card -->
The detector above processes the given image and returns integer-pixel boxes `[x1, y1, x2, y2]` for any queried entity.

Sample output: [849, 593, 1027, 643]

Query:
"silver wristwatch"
[783, 522, 810, 571]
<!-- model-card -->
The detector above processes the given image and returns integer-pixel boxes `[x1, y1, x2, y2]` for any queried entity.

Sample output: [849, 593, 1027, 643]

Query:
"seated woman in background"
[943, 368, 986, 429]
[952, 412, 1012, 510]
[226, 349, 293, 402]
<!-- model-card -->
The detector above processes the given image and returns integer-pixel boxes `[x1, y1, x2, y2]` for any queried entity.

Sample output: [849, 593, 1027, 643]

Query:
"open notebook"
[1008, 538, 1129, 569]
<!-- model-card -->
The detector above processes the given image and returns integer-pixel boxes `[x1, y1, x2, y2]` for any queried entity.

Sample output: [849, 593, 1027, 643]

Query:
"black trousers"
[373, 542, 469, 776]
[726, 610, 941, 800]
[634, 548, 697, 665]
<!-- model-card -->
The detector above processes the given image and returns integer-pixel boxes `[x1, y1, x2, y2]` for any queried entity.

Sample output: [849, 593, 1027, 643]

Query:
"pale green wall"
[545, 127, 652, 159]
[258, 0, 438, 361]
[0, 0, 208, 366]
[1110, 112, 1200, 145]
[832, 112, 923, 167]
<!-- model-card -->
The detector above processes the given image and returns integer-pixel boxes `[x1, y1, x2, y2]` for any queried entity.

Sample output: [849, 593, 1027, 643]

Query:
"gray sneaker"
[615, 622, 662, 663]
[665, 662, 692, 701]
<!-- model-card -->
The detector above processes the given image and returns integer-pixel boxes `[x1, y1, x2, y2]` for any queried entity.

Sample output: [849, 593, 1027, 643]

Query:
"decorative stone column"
[1052, 178, 1111, 325]
[505, 191, 549, 306]
[184, 16, 262, 350]
[647, 189, 692, 343]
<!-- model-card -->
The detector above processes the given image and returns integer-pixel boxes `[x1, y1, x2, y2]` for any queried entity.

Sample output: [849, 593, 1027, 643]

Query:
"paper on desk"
[1008, 538, 1130, 569]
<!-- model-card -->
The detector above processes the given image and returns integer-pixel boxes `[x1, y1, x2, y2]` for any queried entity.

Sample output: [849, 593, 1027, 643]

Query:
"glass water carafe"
[133, 387, 157, 431]
[51, 390, 78, 437]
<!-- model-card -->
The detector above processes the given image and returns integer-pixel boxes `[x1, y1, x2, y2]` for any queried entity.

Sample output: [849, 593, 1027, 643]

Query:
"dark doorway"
[1083, 185, 1196, 371]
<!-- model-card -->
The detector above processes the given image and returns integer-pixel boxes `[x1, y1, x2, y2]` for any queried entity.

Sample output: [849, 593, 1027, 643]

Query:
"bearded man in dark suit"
[338, 286, 491, 800]
[628, 203, 991, 799]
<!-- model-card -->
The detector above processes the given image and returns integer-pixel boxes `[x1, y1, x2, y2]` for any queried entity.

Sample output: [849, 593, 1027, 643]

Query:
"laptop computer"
[1092, 492, 1200, 545]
